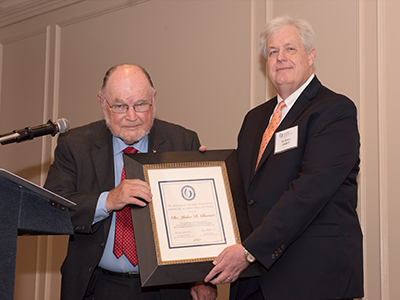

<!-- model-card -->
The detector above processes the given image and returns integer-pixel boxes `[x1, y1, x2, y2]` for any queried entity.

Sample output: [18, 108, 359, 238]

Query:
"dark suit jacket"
[232, 77, 363, 300]
[44, 119, 201, 300]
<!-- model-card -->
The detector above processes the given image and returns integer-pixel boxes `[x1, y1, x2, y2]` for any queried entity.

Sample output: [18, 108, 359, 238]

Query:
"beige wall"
[0, 0, 396, 299]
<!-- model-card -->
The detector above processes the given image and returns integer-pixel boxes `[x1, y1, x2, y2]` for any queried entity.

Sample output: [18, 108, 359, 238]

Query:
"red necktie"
[113, 147, 138, 266]
[255, 101, 286, 169]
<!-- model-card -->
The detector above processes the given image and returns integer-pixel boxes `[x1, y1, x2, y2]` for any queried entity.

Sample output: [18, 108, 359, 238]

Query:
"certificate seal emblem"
[181, 185, 196, 201]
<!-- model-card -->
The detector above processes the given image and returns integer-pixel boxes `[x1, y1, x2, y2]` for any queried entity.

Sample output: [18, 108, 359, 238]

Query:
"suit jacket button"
[271, 254, 276, 260]
[248, 199, 254, 206]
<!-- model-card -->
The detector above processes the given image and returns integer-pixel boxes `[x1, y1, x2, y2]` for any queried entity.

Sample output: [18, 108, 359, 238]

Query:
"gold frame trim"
[142, 160, 241, 266]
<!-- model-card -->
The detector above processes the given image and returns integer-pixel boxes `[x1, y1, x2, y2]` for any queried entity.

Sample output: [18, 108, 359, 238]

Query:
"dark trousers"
[83, 267, 191, 300]
[230, 277, 353, 300]
[231, 277, 264, 300]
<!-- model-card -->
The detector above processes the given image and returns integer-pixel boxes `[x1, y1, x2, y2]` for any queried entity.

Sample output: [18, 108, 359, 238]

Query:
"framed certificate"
[124, 150, 259, 287]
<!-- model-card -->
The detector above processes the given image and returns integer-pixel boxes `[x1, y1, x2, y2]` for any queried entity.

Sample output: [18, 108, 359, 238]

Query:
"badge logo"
[181, 185, 196, 201]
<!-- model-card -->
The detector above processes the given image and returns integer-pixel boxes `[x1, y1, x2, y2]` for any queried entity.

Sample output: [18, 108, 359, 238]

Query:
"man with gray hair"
[205, 16, 363, 300]
[45, 64, 216, 300]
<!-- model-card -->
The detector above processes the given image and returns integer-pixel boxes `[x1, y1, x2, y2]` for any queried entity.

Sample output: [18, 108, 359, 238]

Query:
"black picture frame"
[124, 149, 260, 287]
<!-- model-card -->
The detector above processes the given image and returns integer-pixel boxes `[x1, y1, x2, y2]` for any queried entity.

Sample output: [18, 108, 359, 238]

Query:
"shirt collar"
[113, 135, 149, 155]
[277, 74, 315, 109]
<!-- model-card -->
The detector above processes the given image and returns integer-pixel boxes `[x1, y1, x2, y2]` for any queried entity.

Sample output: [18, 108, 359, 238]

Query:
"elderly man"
[45, 64, 216, 300]
[205, 16, 363, 300]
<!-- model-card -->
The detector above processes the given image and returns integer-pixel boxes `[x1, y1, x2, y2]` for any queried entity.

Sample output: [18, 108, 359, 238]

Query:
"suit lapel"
[86, 122, 114, 236]
[91, 123, 115, 192]
[147, 119, 168, 153]
[279, 76, 321, 130]
[252, 77, 322, 179]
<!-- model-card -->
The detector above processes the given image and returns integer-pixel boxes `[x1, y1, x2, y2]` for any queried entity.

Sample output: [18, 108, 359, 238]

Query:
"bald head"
[100, 64, 154, 97]
[98, 64, 156, 145]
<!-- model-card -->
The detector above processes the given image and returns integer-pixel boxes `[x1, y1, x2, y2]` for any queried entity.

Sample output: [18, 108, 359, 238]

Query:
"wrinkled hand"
[204, 244, 249, 285]
[106, 179, 152, 211]
[190, 282, 217, 300]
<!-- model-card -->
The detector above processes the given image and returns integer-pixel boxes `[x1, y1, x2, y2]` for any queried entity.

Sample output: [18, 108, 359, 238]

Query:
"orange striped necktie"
[255, 101, 286, 170]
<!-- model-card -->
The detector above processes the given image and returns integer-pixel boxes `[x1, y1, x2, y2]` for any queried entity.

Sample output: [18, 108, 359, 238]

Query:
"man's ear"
[98, 94, 105, 109]
[308, 48, 316, 67]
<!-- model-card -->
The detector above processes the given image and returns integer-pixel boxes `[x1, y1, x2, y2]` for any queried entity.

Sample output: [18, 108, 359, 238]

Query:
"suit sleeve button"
[271, 254, 276, 259]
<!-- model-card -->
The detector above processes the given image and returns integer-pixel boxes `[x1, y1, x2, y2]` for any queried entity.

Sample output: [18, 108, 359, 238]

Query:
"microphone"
[0, 118, 70, 145]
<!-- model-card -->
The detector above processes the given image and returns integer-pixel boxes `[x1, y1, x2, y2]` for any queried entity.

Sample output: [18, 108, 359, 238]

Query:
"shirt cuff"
[92, 191, 111, 224]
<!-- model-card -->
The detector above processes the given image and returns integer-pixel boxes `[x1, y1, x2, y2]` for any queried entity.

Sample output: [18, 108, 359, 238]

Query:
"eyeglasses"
[104, 98, 153, 114]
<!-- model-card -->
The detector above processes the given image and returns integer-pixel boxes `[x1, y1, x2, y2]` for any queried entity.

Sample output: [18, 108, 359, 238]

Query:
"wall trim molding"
[0, 0, 148, 31]
[377, 0, 388, 299]
[56, 0, 148, 28]
[0, 27, 47, 45]
[0, 0, 83, 29]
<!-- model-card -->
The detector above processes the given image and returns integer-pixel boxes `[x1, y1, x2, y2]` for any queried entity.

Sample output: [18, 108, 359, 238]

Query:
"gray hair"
[260, 15, 315, 61]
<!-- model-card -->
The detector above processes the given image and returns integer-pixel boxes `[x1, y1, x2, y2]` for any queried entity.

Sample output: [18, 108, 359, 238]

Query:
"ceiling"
[0, 0, 83, 28]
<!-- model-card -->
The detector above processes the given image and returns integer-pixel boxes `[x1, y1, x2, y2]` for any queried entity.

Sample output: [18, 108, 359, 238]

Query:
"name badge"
[275, 126, 298, 154]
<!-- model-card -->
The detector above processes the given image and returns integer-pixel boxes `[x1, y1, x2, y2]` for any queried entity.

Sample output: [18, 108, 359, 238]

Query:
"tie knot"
[277, 101, 286, 111]
[123, 147, 138, 154]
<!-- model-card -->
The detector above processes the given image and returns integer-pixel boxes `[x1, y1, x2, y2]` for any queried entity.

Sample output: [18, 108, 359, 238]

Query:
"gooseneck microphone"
[0, 118, 70, 145]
